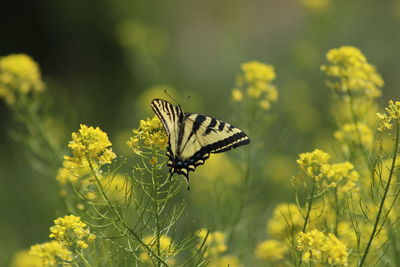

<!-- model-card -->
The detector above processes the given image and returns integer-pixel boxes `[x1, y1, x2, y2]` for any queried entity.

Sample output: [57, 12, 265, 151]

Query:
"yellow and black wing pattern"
[151, 99, 250, 182]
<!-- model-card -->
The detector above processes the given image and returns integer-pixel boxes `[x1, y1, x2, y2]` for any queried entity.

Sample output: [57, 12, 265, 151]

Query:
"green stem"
[302, 177, 316, 233]
[298, 177, 317, 266]
[151, 162, 162, 267]
[75, 249, 91, 267]
[359, 123, 399, 267]
[86, 156, 169, 267]
[334, 187, 339, 236]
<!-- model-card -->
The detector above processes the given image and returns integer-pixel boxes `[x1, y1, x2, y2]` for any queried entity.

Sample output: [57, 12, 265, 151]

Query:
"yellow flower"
[10, 250, 42, 267]
[127, 116, 168, 154]
[241, 61, 276, 83]
[209, 255, 242, 267]
[377, 100, 400, 131]
[297, 230, 348, 266]
[255, 240, 288, 262]
[231, 61, 278, 110]
[197, 228, 228, 257]
[267, 203, 304, 238]
[101, 173, 131, 203]
[0, 54, 44, 105]
[334, 122, 373, 148]
[29, 241, 72, 266]
[321, 162, 359, 194]
[115, 20, 169, 56]
[321, 46, 383, 99]
[49, 215, 95, 249]
[66, 124, 116, 167]
[139, 235, 176, 264]
[231, 88, 243, 101]
[301, 0, 331, 11]
[296, 149, 331, 179]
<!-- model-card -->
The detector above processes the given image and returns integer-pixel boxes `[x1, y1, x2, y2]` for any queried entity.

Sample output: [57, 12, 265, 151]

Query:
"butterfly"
[151, 99, 250, 187]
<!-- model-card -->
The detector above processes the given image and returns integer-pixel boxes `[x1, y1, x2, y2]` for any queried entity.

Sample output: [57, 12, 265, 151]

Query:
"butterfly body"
[151, 99, 250, 183]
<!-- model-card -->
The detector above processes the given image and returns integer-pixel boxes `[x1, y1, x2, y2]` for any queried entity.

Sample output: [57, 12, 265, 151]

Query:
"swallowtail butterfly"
[151, 99, 250, 187]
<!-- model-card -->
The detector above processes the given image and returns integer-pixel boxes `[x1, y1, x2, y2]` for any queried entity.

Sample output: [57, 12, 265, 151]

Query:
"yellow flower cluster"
[197, 228, 227, 257]
[56, 159, 92, 184]
[255, 240, 288, 262]
[322, 162, 359, 194]
[49, 215, 96, 249]
[301, 0, 331, 11]
[297, 230, 348, 266]
[0, 54, 44, 105]
[10, 250, 42, 267]
[29, 241, 73, 266]
[66, 124, 116, 166]
[321, 46, 383, 98]
[231, 61, 278, 110]
[377, 100, 400, 131]
[295, 149, 360, 194]
[139, 235, 176, 264]
[127, 116, 168, 154]
[296, 149, 331, 179]
[334, 122, 373, 148]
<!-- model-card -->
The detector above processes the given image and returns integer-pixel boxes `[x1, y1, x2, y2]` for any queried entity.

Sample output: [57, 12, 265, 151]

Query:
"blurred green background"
[1, 0, 400, 265]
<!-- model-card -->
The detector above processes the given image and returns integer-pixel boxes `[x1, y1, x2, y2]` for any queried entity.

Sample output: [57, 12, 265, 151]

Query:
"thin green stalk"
[298, 177, 317, 266]
[151, 162, 162, 267]
[302, 177, 317, 233]
[334, 188, 339, 236]
[75, 249, 91, 267]
[86, 156, 169, 267]
[358, 123, 399, 267]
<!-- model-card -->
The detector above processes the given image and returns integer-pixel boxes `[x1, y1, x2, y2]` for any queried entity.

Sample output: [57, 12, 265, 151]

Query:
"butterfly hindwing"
[178, 114, 250, 172]
[151, 99, 250, 182]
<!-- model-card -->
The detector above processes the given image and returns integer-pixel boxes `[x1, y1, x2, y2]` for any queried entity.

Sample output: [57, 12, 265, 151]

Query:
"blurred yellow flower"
[231, 88, 243, 101]
[267, 203, 303, 238]
[197, 228, 228, 257]
[29, 241, 72, 266]
[297, 230, 348, 266]
[0, 54, 44, 105]
[301, 0, 331, 11]
[116, 20, 169, 56]
[101, 173, 132, 203]
[209, 255, 242, 267]
[321, 46, 383, 99]
[231, 61, 278, 110]
[10, 250, 42, 267]
[377, 100, 400, 131]
[255, 240, 288, 262]
[242, 61, 276, 83]
[66, 124, 116, 167]
[334, 122, 373, 148]
[139, 235, 176, 264]
[56, 158, 93, 184]
[49, 215, 95, 249]
[127, 116, 168, 154]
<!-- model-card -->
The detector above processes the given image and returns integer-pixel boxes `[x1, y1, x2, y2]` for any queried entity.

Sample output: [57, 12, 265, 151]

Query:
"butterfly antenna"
[164, 89, 180, 105]
[182, 95, 191, 105]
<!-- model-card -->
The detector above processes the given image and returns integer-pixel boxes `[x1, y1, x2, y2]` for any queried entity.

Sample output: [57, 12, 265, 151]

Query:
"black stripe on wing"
[202, 131, 250, 153]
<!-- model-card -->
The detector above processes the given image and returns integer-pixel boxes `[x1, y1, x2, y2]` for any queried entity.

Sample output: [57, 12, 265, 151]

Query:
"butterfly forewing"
[151, 99, 183, 156]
